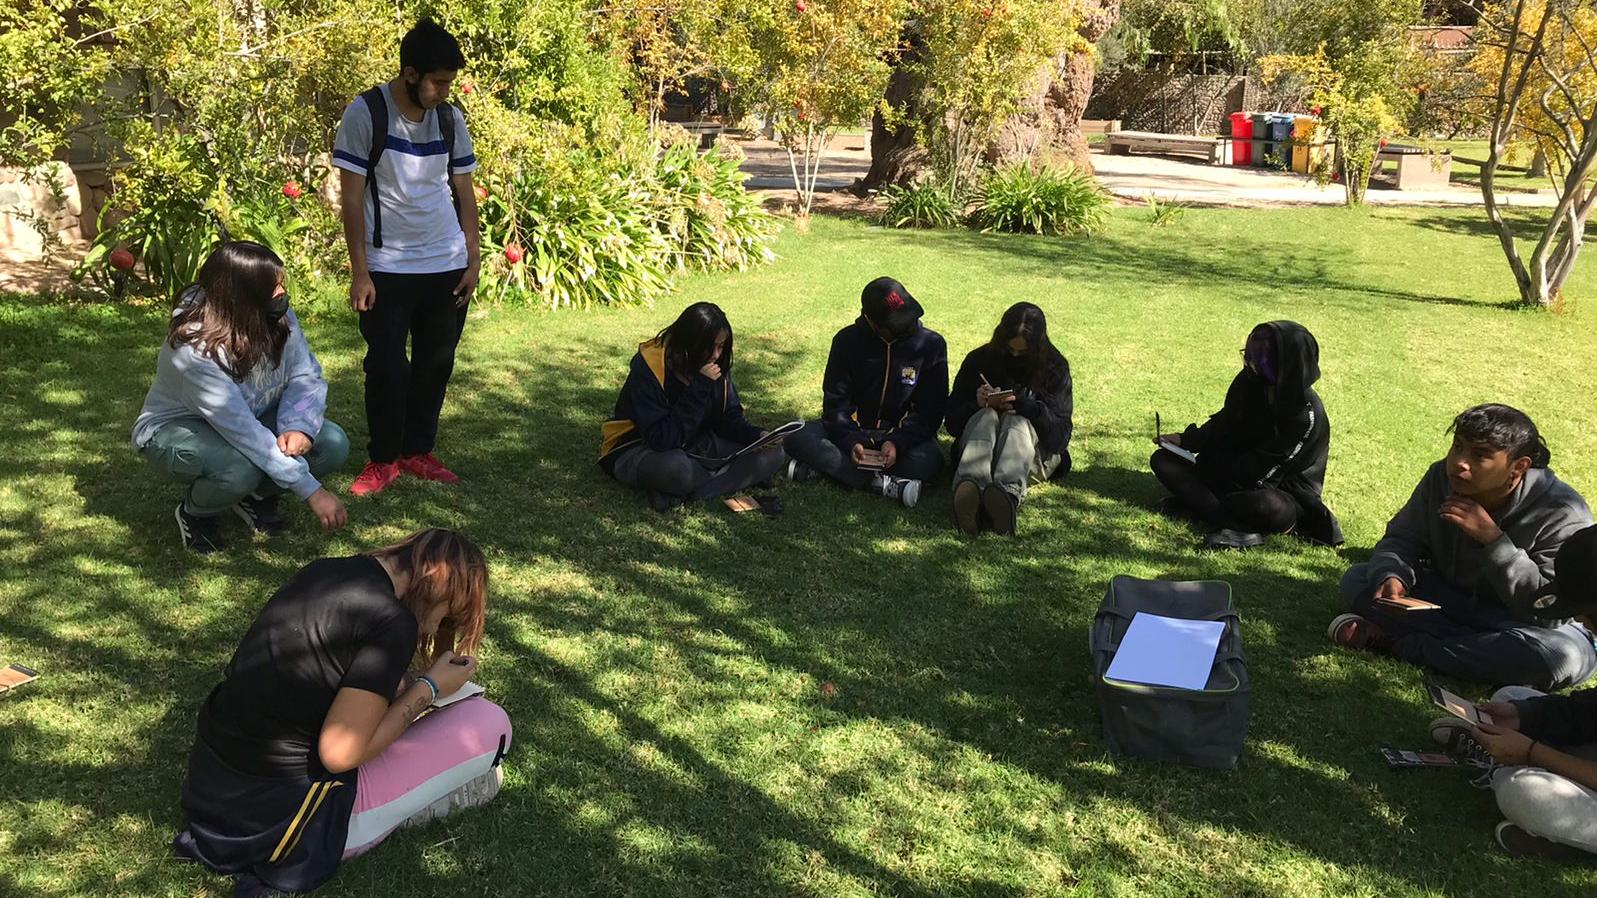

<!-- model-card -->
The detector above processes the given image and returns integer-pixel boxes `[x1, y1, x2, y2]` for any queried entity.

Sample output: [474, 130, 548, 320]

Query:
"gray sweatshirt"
[1368, 461, 1592, 622]
[131, 294, 330, 500]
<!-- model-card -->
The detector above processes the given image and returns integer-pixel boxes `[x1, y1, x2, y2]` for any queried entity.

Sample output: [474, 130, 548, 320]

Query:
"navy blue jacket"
[821, 318, 948, 454]
[600, 338, 762, 470]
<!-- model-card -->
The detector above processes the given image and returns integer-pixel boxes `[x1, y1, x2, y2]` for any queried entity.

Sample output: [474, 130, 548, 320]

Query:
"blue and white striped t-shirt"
[332, 83, 477, 275]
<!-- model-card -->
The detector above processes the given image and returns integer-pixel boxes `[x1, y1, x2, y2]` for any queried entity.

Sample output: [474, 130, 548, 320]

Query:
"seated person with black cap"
[785, 277, 948, 508]
[1151, 320, 1341, 550]
[1330, 403, 1596, 691]
[1425, 524, 1597, 863]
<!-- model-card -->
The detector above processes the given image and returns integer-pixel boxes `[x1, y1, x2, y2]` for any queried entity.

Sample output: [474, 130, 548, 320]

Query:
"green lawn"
[4, 206, 1597, 897]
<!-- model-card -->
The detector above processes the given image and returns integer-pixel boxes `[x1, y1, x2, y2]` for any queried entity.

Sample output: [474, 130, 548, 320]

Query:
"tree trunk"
[860, 28, 930, 192]
[989, 0, 1120, 172]
[1529, 146, 1548, 180]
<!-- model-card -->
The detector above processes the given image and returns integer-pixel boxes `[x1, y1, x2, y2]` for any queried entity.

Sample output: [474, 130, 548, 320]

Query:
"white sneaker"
[875, 475, 921, 508]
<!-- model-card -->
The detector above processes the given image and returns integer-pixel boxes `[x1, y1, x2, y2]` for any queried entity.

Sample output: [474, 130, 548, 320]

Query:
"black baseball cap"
[860, 277, 923, 338]
[1534, 525, 1597, 618]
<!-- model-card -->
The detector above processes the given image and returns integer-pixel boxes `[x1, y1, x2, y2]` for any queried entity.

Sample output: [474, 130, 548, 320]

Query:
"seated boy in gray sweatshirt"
[1329, 404, 1596, 690]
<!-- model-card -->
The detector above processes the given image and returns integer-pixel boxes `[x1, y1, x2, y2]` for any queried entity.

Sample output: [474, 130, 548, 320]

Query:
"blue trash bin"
[1268, 112, 1295, 142]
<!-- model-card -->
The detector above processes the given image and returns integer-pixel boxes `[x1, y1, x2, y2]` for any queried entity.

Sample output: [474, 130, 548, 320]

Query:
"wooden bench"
[1106, 130, 1228, 165]
[1373, 145, 1452, 190]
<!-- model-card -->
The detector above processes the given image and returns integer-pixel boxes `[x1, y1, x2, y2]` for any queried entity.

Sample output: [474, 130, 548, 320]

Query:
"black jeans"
[359, 270, 468, 463]
[1340, 563, 1597, 691]
[609, 433, 786, 501]
[786, 421, 944, 489]
[1150, 449, 1298, 534]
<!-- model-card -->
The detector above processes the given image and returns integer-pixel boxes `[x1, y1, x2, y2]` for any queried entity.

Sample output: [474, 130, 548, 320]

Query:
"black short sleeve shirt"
[196, 556, 419, 779]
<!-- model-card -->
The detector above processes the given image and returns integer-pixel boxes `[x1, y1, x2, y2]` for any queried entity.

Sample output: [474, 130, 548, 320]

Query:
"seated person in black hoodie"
[1151, 320, 1342, 550]
[785, 277, 947, 509]
[599, 302, 785, 511]
[944, 302, 1072, 536]
[1424, 525, 1597, 862]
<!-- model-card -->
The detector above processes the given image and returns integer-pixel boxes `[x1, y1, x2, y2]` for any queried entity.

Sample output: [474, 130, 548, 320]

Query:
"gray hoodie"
[131, 292, 329, 500]
[1368, 461, 1592, 622]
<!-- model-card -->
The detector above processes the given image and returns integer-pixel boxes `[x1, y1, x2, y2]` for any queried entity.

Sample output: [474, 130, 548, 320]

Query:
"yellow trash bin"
[1291, 116, 1327, 174]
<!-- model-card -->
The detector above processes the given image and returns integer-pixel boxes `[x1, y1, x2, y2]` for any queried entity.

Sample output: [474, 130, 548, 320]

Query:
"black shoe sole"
[982, 485, 1017, 536]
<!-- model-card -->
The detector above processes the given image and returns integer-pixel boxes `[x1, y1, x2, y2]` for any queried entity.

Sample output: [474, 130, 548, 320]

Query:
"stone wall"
[1086, 72, 1301, 136]
[0, 163, 112, 256]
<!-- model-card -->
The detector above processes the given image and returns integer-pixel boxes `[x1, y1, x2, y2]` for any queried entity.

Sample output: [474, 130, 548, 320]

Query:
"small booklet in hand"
[856, 447, 888, 471]
[1427, 682, 1494, 727]
[432, 681, 485, 709]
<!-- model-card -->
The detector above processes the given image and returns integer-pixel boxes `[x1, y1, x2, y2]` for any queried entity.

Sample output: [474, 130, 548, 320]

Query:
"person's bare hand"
[1478, 701, 1521, 731]
[453, 261, 479, 307]
[977, 384, 996, 408]
[880, 441, 898, 470]
[699, 362, 723, 381]
[1155, 432, 1183, 447]
[349, 274, 376, 313]
[851, 442, 868, 466]
[1440, 496, 1504, 545]
[1375, 577, 1408, 600]
[307, 488, 348, 531]
[426, 650, 477, 698]
[1472, 723, 1536, 766]
[277, 431, 313, 457]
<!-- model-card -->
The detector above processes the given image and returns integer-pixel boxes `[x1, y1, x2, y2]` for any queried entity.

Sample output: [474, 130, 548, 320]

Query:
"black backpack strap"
[436, 100, 461, 220]
[359, 86, 389, 248]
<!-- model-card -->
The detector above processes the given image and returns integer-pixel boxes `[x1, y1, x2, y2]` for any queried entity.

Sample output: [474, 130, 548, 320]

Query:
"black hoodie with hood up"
[1180, 320, 1342, 545]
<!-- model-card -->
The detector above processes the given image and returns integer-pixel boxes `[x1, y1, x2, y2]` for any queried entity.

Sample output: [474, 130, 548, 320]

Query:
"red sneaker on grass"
[400, 453, 460, 484]
[351, 460, 402, 497]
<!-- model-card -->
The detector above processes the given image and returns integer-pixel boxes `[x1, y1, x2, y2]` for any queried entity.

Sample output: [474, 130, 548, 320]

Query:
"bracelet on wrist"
[415, 674, 440, 705]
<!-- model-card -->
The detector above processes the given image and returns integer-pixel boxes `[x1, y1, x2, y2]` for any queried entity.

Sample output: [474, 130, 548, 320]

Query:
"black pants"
[785, 421, 944, 490]
[359, 270, 468, 463]
[1150, 449, 1298, 534]
[610, 434, 786, 501]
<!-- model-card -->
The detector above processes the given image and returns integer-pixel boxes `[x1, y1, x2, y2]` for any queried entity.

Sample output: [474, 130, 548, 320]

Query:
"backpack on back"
[358, 86, 460, 249]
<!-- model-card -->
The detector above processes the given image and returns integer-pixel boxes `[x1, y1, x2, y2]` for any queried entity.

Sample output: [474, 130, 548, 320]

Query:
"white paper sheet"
[1157, 440, 1198, 464]
[432, 681, 485, 709]
[1104, 613, 1225, 690]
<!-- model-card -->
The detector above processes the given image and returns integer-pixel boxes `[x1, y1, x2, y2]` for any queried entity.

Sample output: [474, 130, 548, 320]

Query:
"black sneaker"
[1205, 528, 1266, 550]
[785, 458, 818, 483]
[233, 494, 287, 536]
[874, 474, 922, 508]
[648, 490, 685, 513]
[1494, 821, 1595, 863]
[175, 504, 225, 554]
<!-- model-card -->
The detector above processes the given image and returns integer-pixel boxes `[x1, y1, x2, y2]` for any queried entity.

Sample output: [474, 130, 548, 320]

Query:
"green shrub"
[970, 163, 1110, 236]
[878, 182, 963, 230]
[649, 139, 776, 273]
[1143, 192, 1189, 227]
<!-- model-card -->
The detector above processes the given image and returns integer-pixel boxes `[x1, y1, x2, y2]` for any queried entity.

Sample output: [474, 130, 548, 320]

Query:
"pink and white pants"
[342, 698, 511, 858]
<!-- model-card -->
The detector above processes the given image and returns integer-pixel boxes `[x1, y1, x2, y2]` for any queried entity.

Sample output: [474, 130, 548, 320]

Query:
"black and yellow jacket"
[599, 338, 763, 471]
[821, 317, 949, 455]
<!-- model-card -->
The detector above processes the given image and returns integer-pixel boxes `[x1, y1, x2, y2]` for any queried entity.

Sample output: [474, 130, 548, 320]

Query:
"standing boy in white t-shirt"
[333, 18, 480, 497]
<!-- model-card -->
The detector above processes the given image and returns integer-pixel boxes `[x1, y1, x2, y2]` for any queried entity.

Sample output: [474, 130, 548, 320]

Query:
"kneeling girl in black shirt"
[173, 529, 512, 896]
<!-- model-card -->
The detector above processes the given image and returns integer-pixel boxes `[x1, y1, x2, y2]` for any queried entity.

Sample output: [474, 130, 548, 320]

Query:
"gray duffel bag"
[1089, 575, 1251, 770]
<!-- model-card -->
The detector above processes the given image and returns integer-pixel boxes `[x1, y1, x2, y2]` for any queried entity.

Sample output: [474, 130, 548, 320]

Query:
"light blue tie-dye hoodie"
[131, 288, 330, 500]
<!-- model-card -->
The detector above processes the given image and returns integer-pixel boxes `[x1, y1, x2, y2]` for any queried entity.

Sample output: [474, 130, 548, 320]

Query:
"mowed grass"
[3, 205, 1597, 897]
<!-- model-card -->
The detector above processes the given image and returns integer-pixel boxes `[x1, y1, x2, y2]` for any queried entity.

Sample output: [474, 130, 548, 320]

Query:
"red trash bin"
[1229, 111, 1253, 166]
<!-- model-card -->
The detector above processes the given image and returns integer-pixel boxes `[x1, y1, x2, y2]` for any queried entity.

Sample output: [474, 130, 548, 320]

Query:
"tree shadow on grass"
[3, 296, 1594, 896]
[821, 215, 1511, 311]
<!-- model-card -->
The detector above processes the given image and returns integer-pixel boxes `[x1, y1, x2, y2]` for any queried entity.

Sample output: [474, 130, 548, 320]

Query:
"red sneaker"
[1327, 613, 1395, 654]
[351, 460, 402, 497]
[400, 453, 460, 484]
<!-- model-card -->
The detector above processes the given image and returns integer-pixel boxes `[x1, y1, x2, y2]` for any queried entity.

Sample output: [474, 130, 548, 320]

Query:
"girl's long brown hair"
[168, 241, 289, 380]
[367, 528, 489, 663]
